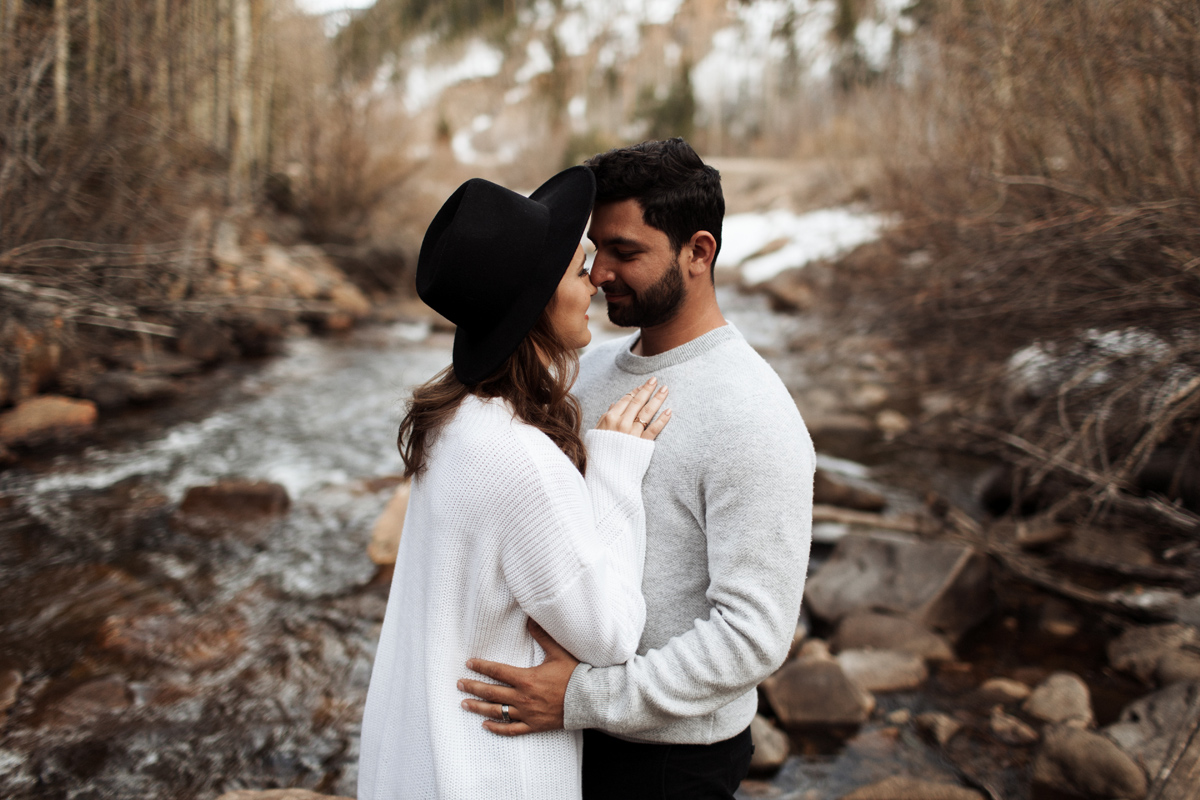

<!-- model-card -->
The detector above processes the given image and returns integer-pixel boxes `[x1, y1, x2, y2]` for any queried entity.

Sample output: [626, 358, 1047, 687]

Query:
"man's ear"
[683, 231, 717, 278]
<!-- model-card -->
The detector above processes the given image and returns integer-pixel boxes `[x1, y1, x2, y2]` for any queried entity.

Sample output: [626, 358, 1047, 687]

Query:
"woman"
[357, 166, 670, 799]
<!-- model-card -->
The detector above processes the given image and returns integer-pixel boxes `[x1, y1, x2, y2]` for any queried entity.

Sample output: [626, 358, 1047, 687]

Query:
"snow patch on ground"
[721, 207, 889, 283]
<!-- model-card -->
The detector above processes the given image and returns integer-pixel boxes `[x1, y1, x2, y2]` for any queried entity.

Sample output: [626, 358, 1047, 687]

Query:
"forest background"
[2, 0, 1199, 626]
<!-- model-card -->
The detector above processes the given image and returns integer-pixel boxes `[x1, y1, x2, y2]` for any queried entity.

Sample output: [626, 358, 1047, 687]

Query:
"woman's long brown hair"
[397, 311, 587, 478]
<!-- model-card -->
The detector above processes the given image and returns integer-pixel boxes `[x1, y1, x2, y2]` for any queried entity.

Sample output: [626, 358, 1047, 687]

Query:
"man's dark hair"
[584, 138, 724, 274]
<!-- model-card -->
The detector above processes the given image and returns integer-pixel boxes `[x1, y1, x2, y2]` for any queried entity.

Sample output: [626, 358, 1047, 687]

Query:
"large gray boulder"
[1104, 682, 1200, 779]
[1032, 724, 1147, 799]
[804, 532, 991, 638]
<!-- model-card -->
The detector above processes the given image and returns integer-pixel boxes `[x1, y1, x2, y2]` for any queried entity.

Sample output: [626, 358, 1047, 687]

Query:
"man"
[459, 138, 814, 798]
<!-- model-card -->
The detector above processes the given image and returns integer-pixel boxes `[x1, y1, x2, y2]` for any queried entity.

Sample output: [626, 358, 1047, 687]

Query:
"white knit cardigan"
[358, 394, 654, 800]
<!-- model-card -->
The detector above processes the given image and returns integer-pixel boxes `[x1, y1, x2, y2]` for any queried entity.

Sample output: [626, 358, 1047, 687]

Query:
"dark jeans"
[581, 726, 754, 800]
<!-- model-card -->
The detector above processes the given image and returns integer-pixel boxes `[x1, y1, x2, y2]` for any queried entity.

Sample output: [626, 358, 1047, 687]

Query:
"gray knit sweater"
[565, 324, 814, 744]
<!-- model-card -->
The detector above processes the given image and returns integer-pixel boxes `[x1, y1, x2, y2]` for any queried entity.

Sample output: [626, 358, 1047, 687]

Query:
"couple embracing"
[358, 138, 815, 799]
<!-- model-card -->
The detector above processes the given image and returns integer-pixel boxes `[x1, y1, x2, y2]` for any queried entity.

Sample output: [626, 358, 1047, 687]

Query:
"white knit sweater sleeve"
[499, 427, 653, 668]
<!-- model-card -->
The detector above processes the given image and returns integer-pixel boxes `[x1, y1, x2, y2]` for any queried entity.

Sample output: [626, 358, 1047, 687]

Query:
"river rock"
[1104, 682, 1200, 779]
[0, 669, 21, 725]
[1039, 598, 1082, 637]
[974, 677, 1031, 705]
[808, 413, 877, 462]
[180, 481, 290, 518]
[990, 705, 1039, 745]
[176, 320, 238, 364]
[98, 610, 247, 672]
[749, 714, 789, 773]
[82, 371, 180, 410]
[40, 675, 132, 728]
[761, 648, 874, 729]
[1032, 724, 1147, 799]
[840, 775, 984, 800]
[837, 649, 928, 693]
[367, 481, 411, 565]
[804, 532, 991, 638]
[832, 612, 954, 661]
[1156, 647, 1200, 683]
[875, 409, 911, 439]
[814, 470, 886, 512]
[1108, 623, 1200, 685]
[1024, 672, 1094, 727]
[915, 711, 962, 746]
[0, 396, 97, 446]
[216, 791, 355, 800]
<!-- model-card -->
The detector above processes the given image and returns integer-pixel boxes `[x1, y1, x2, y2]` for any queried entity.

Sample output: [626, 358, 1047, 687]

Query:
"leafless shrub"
[846, 0, 1200, 535]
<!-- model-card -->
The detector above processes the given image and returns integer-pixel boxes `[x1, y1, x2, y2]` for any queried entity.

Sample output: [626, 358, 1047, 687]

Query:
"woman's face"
[547, 245, 596, 350]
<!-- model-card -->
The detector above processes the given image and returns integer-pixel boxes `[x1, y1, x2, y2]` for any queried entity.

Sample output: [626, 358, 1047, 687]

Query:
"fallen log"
[811, 504, 928, 534]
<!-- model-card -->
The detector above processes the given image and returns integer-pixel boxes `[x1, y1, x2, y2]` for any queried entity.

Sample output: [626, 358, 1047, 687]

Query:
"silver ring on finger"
[501, 704, 511, 724]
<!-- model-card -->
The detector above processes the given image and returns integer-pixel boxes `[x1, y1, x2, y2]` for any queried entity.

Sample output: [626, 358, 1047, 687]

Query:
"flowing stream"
[0, 290, 1116, 800]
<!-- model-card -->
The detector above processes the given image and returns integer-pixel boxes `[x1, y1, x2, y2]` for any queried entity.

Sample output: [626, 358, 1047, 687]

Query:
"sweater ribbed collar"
[613, 323, 740, 375]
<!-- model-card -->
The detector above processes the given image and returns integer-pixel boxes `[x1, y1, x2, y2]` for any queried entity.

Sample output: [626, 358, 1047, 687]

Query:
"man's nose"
[589, 256, 613, 287]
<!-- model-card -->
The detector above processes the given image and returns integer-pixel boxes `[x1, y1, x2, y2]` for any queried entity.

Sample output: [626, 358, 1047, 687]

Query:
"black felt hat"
[417, 166, 596, 385]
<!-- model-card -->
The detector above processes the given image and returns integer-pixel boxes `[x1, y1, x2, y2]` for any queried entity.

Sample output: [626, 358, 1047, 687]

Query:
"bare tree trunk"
[155, 0, 169, 123]
[230, 0, 253, 200]
[54, 0, 69, 130]
[86, 0, 98, 127]
[256, 0, 275, 175]
[214, 0, 231, 152]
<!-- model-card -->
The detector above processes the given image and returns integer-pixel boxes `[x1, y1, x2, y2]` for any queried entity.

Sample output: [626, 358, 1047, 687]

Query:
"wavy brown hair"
[398, 311, 587, 479]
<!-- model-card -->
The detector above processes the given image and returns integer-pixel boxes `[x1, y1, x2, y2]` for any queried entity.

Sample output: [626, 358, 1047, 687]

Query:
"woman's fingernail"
[647, 377, 657, 385]
[659, 386, 667, 394]
[461, 700, 469, 709]
[465, 660, 474, 669]
[664, 408, 672, 415]
[457, 680, 465, 690]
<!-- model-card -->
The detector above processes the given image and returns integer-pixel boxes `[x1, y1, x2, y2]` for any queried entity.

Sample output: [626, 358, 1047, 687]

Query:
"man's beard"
[605, 256, 685, 328]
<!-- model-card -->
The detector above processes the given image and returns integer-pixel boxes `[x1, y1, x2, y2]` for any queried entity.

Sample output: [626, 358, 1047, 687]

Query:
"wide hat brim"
[448, 167, 595, 384]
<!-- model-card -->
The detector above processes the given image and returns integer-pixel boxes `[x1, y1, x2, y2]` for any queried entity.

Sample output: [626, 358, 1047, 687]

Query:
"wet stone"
[1108, 623, 1199, 685]
[761, 649, 874, 729]
[179, 480, 291, 518]
[367, 481, 411, 566]
[97, 609, 247, 672]
[972, 677, 1031, 706]
[0, 395, 97, 446]
[832, 612, 954, 662]
[1032, 724, 1147, 800]
[39, 675, 131, 728]
[915, 711, 962, 746]
[749, 714, 789, 774]
[1024, 671, 1094, 727]
[989, 705, 1039, 745]
[0, 669, 21, 726]
[215, 791, 355, 800]
[837, 648, 928, 693]
[804, 532, 991, 638]
[1104, 681, 1200, 779]
[840, 775, 985, 800]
